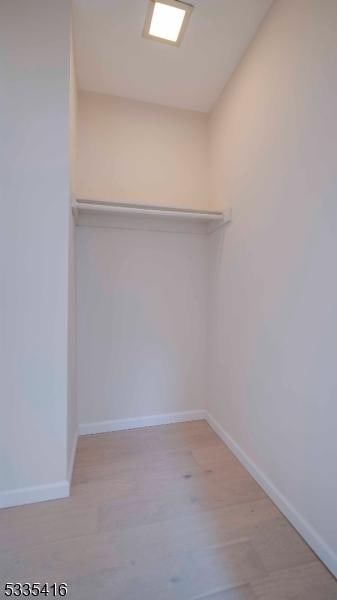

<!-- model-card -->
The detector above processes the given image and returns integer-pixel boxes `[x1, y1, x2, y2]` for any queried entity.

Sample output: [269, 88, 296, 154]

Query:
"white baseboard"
[68, 433, 78, 483]
[205, 411, 337, 578]
[79, 409, 206, 435]
[0, 439, 78, 510]
[0, 480, 70, 510]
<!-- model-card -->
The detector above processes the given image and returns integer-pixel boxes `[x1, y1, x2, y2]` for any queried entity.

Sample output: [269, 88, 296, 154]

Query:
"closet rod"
[72, 199, 231, 224]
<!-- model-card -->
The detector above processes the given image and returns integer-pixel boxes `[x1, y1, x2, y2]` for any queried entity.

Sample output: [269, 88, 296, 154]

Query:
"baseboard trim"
[1, 438, 78, 510]
[205, 411, 337, 578]
[1, 441, 78, 510]
[79, 409, 206, 435]
[0, 480, 70, 510]
[68, 433, 78, 483]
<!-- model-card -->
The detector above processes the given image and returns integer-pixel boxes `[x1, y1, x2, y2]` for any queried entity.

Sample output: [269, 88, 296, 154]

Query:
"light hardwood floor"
[0, 421, 336, 599]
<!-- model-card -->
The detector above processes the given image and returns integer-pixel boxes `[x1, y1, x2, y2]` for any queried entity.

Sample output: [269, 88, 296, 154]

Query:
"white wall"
[208, 0, 337, 576]
[77, 214, 208, 428]
[0, 0, 72, 506]
[76, 92, 209, 210]
[67, 23, 78, 476]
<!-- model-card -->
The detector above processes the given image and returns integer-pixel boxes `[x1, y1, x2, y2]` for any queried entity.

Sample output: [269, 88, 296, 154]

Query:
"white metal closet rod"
[72, 199, 231, 224]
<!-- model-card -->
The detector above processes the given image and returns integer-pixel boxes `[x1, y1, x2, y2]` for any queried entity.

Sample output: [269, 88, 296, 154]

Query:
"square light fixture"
[143, 0, 193, 47]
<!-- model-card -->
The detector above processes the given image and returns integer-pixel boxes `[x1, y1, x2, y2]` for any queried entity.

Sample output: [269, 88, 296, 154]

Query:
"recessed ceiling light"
[143, 0, 193, 47]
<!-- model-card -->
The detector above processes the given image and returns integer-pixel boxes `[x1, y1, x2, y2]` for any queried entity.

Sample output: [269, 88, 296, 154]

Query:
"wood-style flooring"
[0, 421, 336, 599]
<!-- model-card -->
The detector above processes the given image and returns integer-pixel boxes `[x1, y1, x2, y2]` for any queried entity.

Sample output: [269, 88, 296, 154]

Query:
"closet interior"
[2, 1, 337, 595]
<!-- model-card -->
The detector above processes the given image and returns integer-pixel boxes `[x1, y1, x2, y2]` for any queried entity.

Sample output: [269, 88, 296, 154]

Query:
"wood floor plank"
[252, 561, 337, 600]
[0, 505, 98, 552]
[72, 448, 202, 486]
[193, 584, 257, 599]
[250, 516, 315, 572]
[0, 498, 277, 582]
[97, 471, 265, 533]
[65, 539, 265, 600]
[0, 421, 336, 600]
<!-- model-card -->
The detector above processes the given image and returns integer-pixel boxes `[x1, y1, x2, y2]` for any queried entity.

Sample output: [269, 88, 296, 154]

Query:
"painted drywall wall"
[76, 92, 209, 210]
[76, 214, 208, 428]
[0, 0, 72, 505]
[208, 0, 337, 575]
[67, 24, 78, 477]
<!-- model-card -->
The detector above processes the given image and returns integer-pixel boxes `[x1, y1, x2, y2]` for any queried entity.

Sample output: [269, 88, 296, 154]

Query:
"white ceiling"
[73, 0, 273, 112]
